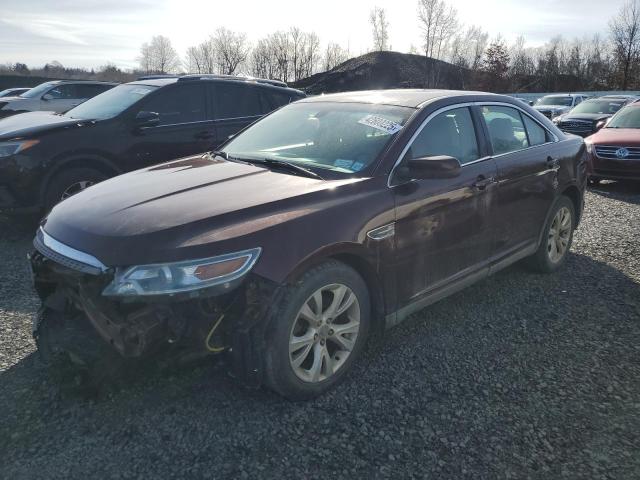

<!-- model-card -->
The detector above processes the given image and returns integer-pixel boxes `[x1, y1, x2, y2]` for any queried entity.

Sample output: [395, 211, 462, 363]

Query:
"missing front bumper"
[30, 249, 281, 385]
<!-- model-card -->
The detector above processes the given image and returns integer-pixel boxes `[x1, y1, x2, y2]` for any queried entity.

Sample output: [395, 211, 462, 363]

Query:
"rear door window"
[75, 84, 110, 99]
[141, 84, 206, 126]
[481, 106, 529, 155]
[213, 83, 263, 119]
[261, 90, 295, 111]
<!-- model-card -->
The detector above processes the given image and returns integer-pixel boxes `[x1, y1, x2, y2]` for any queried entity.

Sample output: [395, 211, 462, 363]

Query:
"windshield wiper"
[211, 150, 228, 160]
[231, 156, 323, 180]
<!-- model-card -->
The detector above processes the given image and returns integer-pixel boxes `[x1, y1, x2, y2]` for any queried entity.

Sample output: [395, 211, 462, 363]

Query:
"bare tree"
[138, 35, 181, 74]
[417, 0, 458, 60]
[251, 37, 277, 79]
[323, 42, 349, 71]
[272, 31, 291, 81]
[212, 28, 250, 75]
[370, 6, 390, 51]
[447, 25, 487, 69]
[185, 37, 216, 74]
[609, 0, 640, 89]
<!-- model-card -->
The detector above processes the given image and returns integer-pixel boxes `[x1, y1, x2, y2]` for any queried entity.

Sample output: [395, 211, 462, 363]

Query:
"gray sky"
[0, 0, 627, 70]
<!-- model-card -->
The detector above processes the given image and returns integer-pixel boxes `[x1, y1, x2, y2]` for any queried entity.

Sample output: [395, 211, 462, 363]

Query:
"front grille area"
[595, 145, 640, 160]
[558, 120, 594, 137]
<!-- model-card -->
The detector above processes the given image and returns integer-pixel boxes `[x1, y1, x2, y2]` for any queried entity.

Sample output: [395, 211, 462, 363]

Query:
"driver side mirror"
[135, 111, 160, 128]
[401, 155, 462, 180]
[42, 93, 54, 101]
[528, 101, 534, 107]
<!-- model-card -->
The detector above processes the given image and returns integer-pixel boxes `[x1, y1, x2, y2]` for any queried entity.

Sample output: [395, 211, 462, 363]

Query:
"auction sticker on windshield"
[358, 115, 403, 135]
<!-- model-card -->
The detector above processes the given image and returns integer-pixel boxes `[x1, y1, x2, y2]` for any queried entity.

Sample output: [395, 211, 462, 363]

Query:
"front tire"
[44, 167, 107, 212]
[526, 195, 575, 273]
[264, 261, 370, 400]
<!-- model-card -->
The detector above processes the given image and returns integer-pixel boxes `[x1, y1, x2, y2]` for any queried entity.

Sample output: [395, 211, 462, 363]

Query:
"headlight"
[102, 248, 262, 297]
[0, 139, 39, 158]
[552, 116, 562, 124]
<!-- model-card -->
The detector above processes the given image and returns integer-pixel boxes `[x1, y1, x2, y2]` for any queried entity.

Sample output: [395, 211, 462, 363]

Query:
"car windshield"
[571, 100, 625, 115]
[64, 84, 157, 120]
[223, 102, 414, 174]
[536, 96, 574, 106]
[19, 82, 57, 98]
[607, 107, 640, 129]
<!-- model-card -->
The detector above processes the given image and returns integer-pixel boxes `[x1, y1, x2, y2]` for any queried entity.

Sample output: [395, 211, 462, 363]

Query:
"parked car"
[552, 95, 636, 137]
[533, 94, 589, 119]
[0, 87, 30, 98]
[0, 81, 116, 118]
[0, 75, 305, 213]
[585, 102, 640, 184]
[30, 90, 586, 399]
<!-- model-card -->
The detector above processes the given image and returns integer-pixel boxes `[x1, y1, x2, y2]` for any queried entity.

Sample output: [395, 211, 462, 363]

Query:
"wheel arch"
[560, 184, 583, 225]
[39, 153, 122, 204]
[284, 244, 387, 340]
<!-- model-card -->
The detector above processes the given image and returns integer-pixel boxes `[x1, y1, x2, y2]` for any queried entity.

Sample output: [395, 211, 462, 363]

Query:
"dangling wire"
[204, 314, 226, 353]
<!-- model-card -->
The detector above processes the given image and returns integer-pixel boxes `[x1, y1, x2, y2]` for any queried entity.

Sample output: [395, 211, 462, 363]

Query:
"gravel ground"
[1, 183, 639, 479]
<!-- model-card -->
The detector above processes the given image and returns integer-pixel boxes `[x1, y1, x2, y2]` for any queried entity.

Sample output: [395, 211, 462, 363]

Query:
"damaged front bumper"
[29, 233, 281, 386]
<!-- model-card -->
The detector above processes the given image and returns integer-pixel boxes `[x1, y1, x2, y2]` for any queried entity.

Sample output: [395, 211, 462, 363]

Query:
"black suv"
[0, 75, 305, 213]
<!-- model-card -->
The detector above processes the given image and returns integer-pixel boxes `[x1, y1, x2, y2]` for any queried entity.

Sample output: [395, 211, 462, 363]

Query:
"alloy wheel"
[61, 180, 95, 201]
[547, 206, 572, 263]
[289, 283, 360, 383]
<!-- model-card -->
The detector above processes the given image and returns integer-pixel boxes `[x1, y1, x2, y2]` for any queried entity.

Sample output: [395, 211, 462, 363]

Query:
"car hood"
[589, 128, 640, 146]
[43, 155, 364, 267]
[560, 113, 611, 122]
[0, 111, 93, 140]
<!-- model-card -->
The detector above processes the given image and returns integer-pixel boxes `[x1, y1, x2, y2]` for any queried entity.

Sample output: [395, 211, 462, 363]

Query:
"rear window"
[262, 90, 297, 111]
[213, 83, 263, 119]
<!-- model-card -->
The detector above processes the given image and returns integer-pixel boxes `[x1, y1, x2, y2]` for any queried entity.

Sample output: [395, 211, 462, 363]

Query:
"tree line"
[1, 0, 639, 92]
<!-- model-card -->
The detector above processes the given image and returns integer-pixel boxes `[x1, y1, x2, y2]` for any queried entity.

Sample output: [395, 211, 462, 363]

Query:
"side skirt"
[385, 242, 536, 329]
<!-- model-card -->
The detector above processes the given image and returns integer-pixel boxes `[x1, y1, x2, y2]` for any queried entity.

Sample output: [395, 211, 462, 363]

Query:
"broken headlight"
[102, 248, 261, 297]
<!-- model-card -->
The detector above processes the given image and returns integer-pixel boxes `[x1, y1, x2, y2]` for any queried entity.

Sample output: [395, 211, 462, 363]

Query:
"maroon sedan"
[30, 90, 586, 399]
[586, 103, 640, 184]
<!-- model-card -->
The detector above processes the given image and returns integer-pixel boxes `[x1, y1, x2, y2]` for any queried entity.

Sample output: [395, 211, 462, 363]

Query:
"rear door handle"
[547, 156, 561, 171]
[472, 176, 496, 190]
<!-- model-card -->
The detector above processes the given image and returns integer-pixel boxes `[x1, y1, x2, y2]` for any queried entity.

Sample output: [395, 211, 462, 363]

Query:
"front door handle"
[547, 156, 561, 171]
[194, 131, 215, 140]
[472, 176, 496, 190]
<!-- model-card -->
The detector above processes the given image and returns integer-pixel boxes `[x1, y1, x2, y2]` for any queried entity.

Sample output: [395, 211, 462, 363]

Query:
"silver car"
[0, 81, 116, 117]
[533, 94, 590, 120]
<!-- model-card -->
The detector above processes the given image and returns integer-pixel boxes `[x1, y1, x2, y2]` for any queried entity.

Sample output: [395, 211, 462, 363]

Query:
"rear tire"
[264, 261, 370, 400]
[526, 195, 575, 273]
[44, 167, 107, 212]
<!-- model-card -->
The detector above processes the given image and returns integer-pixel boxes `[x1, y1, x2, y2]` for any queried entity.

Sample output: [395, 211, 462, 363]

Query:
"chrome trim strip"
[40, 228, 108, 272]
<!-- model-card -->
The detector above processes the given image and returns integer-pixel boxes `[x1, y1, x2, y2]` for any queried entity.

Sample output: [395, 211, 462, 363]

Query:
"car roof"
[45, 80, 118, 86]
[129, 75, 304, 95]
[298, 89, 515, 108]
[298, 89, 505, 108]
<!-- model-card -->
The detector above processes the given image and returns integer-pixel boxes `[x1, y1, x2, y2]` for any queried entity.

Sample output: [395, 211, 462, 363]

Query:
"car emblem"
[615, 148, 629, 159]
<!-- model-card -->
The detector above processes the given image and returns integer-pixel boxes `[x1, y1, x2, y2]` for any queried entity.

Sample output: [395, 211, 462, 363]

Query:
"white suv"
[0, 80, 116, 117]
